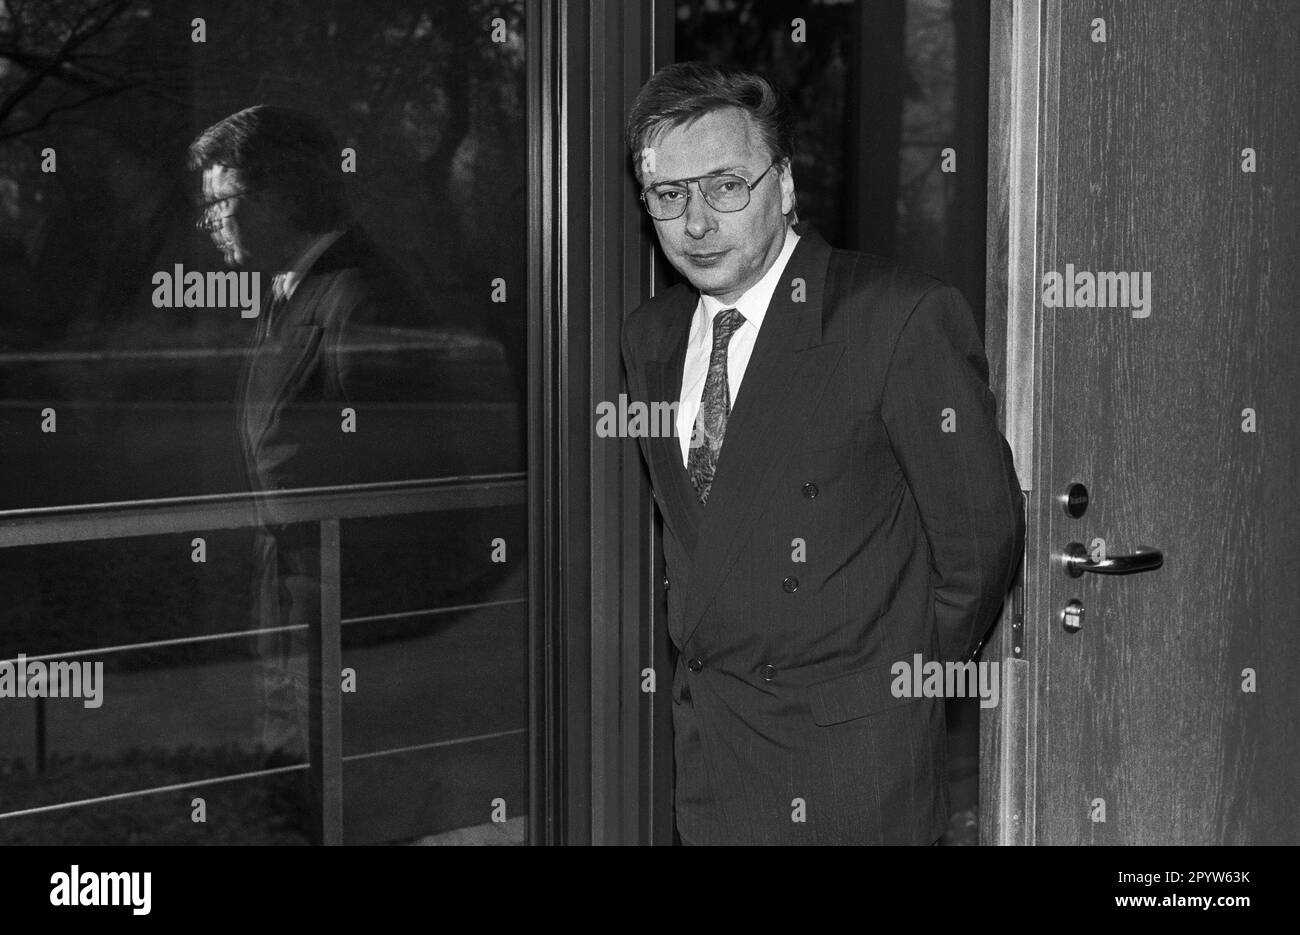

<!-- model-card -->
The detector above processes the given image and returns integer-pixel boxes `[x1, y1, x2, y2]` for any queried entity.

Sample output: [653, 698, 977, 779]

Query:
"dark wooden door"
[984, 0, 1299, 845]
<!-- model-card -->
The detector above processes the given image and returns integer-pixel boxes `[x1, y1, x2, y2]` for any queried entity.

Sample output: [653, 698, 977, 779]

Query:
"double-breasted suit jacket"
[621, 227, 1025, 844]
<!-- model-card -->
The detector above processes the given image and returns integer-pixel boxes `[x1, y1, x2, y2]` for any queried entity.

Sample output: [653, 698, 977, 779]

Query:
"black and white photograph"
[0, 0, 1293, 896]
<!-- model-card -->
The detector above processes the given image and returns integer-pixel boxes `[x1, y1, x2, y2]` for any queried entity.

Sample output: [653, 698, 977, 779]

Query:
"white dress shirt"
[676, 226, 800, 465]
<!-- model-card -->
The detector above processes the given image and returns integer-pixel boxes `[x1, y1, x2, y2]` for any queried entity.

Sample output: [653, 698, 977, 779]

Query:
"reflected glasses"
[194, 188, 258, 229]
[640, 162, 778, 220]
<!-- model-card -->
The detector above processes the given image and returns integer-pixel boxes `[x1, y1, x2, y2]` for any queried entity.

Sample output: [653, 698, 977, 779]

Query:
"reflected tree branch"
[0, 0, 136, 136]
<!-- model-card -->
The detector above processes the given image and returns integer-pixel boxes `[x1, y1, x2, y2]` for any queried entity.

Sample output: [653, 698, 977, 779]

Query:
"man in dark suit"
[188, 105, 412, 778]
[621, 63, 1025, 845]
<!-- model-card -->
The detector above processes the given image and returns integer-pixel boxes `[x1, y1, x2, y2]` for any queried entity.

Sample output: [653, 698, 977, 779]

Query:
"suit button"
[759, 664, 777, 681]
[662, 576, 670, 590]
[782, 576, 799, 593]
[802, 482, 819, 499]
[687, 657, 704, 673]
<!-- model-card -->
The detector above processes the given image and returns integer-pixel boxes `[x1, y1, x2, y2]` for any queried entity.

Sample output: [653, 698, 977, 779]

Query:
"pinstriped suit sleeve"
[880, 284, 1025, 662]
[621, 310, 653, 469]
[621, 311, 639, 387]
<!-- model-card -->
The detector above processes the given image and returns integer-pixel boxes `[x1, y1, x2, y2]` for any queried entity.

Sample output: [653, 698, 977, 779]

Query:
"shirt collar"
[698, 225, 800, 329]
[273, 229, 346, 302]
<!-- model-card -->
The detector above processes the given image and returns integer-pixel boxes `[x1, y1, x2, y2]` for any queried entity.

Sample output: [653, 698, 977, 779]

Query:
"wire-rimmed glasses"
[640, 162, 778, 220]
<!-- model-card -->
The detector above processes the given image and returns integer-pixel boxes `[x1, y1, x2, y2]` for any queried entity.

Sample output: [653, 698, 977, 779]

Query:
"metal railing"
[0, 473, 528, 844]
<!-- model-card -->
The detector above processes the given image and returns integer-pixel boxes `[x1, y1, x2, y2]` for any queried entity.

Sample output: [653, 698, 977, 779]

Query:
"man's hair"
[187, 104, 347, 233]
[625, 62, 796, 185]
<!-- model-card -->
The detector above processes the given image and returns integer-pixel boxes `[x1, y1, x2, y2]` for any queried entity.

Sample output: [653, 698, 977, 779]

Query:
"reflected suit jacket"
[238, 227, 420, 762]
[620, 228, 1025, 845]
[237, 226, 404, 500]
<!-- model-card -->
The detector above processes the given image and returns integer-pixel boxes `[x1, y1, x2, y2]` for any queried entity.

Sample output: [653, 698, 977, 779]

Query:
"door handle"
[1062, 542, 1163, 578]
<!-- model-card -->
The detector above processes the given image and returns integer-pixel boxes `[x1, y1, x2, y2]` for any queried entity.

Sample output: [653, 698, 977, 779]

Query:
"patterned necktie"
[687, 307, 746, 504]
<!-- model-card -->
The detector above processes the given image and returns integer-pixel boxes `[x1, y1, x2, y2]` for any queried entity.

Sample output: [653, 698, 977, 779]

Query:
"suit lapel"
[681, 230, 844, 644]
[243, 270, 334, 449]
[240, 229, 365, 451]
[235, 283, 276, 456]
[642, 288, 703, 550]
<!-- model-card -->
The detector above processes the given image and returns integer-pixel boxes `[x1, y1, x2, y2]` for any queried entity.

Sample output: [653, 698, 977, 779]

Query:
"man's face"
[199, 165, 287, 270]
[640, 107, 795, 304]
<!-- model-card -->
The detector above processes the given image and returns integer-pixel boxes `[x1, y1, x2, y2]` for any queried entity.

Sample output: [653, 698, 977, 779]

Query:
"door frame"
[528, 0, 677, 846]
[980, 0, 1055, 846]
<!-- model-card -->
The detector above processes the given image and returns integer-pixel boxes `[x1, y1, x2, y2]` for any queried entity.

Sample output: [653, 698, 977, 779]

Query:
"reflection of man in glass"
[187, 105, 408, 796]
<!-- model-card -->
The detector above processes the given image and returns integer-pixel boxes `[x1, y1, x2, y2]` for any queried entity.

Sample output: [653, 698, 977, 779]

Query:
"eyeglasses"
[194, 188, 257, 229]
[640, 162, 779, 220]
